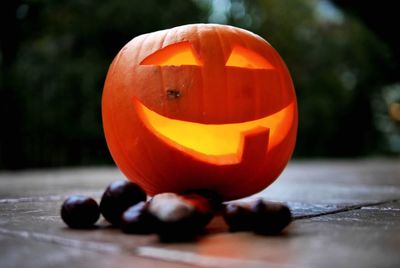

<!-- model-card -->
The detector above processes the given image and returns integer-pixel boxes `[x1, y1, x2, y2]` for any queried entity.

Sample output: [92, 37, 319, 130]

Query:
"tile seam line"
[0, 192, 104, 203]
[293, 199, 399, 220]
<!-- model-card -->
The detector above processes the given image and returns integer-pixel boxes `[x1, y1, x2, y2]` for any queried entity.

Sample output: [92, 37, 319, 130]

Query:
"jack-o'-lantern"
[102, 24, 297, 200]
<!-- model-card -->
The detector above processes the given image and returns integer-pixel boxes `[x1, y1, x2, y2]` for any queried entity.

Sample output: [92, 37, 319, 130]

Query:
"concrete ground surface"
[0, 159, 399, 268]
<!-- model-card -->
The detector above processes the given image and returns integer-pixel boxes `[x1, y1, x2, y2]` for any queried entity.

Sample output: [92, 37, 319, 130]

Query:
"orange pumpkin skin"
[102, 24, 297, 201]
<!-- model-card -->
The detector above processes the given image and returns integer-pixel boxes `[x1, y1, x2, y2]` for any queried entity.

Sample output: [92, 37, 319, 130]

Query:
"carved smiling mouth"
[134, 99, 295, 165]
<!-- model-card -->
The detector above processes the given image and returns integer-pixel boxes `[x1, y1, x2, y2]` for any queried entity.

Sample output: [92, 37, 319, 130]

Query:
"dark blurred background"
[0, 0, 399, 170]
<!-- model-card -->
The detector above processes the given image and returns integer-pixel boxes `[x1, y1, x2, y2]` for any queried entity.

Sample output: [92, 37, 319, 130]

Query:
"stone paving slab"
[0, 159, 399, 268]
[0, 233, 201, 268]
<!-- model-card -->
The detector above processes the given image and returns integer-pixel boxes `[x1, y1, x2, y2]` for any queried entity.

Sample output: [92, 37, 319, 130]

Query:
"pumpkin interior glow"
[225, 46, 275, 69]
[135, 99, 295, 165]
[140, 41, 202, 66]
[140, 41, 273, 70]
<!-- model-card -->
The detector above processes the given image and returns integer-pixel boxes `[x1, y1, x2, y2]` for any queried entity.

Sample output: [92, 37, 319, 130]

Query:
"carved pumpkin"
[102, 24, 297, 200]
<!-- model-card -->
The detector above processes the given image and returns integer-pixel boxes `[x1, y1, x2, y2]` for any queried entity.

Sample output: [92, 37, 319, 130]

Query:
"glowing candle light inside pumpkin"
[135, 98, 294, 164]
[102, 24, 298, 200]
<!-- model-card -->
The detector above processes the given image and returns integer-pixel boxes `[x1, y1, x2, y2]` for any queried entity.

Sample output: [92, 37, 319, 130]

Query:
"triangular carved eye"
[225, 46, 274, 69]
[140, 41, 202, 66]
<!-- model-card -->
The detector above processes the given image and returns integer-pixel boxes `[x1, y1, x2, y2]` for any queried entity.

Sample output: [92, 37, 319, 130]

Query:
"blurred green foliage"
[227, 0, 394, 157]
[0, 0, 398, 169]
[0, 0, 209, 169]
